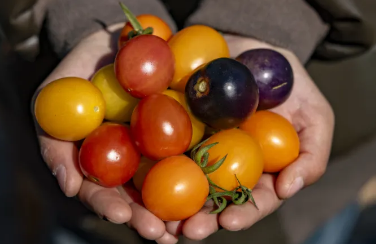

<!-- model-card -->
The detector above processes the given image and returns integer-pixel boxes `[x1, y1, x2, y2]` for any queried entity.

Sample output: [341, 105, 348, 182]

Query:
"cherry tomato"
[163, 90, 205, 150]
[118, 14, 173, 48]
[92, 64, 139, 122]
[34, 77, 105, 141]
[115, 35, 175, 99]
[79, 123, 140, 187]
[202, 129, 264, 191]
[131, 94, 192, 160]
[132, 156, 157, 191]
[174, 64, 205, 93]
[142, 155, 209, 221]
[168, 25, 229, 91]
[240, 111, 300, 173]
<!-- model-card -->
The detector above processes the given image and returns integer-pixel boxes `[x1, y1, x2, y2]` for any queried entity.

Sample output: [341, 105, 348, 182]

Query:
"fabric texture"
[45, 0, 177, 58]
[185, 0, 329, 63]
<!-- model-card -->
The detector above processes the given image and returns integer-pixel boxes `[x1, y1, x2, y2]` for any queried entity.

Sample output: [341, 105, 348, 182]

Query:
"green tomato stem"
[119, 2, 142, 32]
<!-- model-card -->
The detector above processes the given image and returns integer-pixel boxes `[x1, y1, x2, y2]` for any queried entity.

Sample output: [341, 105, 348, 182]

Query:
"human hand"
[32, 25, 178, 244]
[165, 35, 335, 240]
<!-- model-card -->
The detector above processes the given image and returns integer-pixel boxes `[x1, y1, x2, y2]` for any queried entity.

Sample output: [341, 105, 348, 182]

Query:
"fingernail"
[287, 177, 304, 197]
[53, 165, 66, 193]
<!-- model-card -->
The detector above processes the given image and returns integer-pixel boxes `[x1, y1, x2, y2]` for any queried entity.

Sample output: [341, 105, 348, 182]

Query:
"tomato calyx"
[191, 139, 259, 214]
[119, 2, 154, 40]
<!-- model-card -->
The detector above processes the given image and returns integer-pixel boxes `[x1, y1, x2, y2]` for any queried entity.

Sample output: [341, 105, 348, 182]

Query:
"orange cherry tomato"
[118, 14, 173, 48]
[132, 156, 157, 192]
[168, 25, 230, 91]
[202, 129, 263, 191]
[34, 77, 105, 141]
[163, 90, 205, 150]
[240, 111, 300, 173]
[173, 64, 205, 93]
[142, 155, 209, 221]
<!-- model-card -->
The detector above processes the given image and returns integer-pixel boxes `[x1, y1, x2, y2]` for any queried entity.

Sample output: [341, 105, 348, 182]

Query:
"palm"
[164, 36, 334, 240]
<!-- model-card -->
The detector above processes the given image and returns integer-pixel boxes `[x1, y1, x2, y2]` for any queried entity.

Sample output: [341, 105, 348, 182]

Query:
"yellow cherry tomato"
[132, 157, 157, 192]
[34, 77, 105, 141]
[163, 90, 205, 150]
[91, 64, 139, 122]
[168, 25, 230, 91]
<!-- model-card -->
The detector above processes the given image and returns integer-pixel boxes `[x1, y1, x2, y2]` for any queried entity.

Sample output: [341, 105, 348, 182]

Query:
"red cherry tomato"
[115, 35, 174, 98]
[240, 111, 300, 173]
[131, 94, 192, 160]
[79, 122, 140, 187]
[142, 155, 209, 221]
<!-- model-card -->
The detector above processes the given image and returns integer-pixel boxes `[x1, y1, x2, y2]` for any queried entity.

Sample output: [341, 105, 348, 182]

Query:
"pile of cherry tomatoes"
[34, 3, 300, 221]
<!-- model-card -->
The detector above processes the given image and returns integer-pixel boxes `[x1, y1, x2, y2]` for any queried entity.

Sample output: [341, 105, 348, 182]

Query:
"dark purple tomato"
[185, 58, 259, 130]
[236, 49, 293, 110]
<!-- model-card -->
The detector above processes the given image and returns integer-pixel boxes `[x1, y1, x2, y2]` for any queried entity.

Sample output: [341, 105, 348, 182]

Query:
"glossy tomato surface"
[131, 94, 192, 160]
[79, 123, 140, 187]
[92, 64, 139, 122]
[163, 90, 205, 150]
[132, 156, 157, 192]
[115, 35, 174, 98]
[34, 77, 105, 141]
[142, 155, 209, 221]
[185, 58, 259, 129]
[118, 14, 173, 48]
[240, 111, 300, 173]
[236, 49, 293, 110]
[202, 129, 264, 191]
[168, 25, 229, 91]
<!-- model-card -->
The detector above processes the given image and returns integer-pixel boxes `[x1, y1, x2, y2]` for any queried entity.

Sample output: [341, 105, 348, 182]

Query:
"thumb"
[38, 131, 83, 197]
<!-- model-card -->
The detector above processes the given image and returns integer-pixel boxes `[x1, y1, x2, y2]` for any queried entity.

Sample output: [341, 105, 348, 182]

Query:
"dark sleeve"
[185, 0, 329, 63]
[45, 0, 176, 58]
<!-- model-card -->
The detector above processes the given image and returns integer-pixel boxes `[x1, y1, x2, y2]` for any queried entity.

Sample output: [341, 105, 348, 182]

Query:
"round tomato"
[132, 156, 157, 191]
[79, 123, 140, 187]
[240, 111, 300, 173]
[92, 64, 139, 122]
[34, 77, 105, 141]
[131, 94, 192, 160]
[118, 14, 173, 48]
[168, 25, 229, 92]
[202, 129, 263, 191]
[163, 90, 205, 150]
[115, 35, 175, 98]
[142, 155, 209, 221]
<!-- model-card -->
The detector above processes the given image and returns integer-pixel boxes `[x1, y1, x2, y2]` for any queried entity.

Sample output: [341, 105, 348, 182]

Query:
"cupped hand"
[32, 25, 178, 244]
[166, 34, 335, 240]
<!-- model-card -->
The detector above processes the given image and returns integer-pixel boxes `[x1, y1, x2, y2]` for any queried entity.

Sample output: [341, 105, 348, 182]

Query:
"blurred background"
[1, 0, 376, 244]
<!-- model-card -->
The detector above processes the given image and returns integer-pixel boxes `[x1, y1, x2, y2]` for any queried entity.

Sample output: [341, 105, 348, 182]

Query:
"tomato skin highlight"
[202, 129, 264, 191]
[131, 94, 192, 160]
[142, 155, 209, 221]
[79, 123, 140, 187]
[91, 64, 139, 122]
[115, 35, 175, 98]
[240, 111, 300, 173]
[118, 14, 173, 48]
[162, 90, 205, 150]
[168, 25, 230, 91]
[34, 77, 105, 141]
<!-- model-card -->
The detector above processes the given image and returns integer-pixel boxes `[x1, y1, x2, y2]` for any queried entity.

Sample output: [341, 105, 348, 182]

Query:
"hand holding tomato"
[32, 25, 179, 244]
[165, 35, 334, 240]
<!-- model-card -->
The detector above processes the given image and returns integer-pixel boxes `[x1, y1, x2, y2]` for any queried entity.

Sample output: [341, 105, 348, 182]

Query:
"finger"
[156, 232, 179, 244]
[78, 179, 132, 223]
[181, 202, 219, 241]
[276, 113, 334, 199]
[127, 202, 166, 240]
[39, 133, 83, 197]
[166, 221, 184, 236]
[219, 174, 283, 231]
[118, 183, 166, 240]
